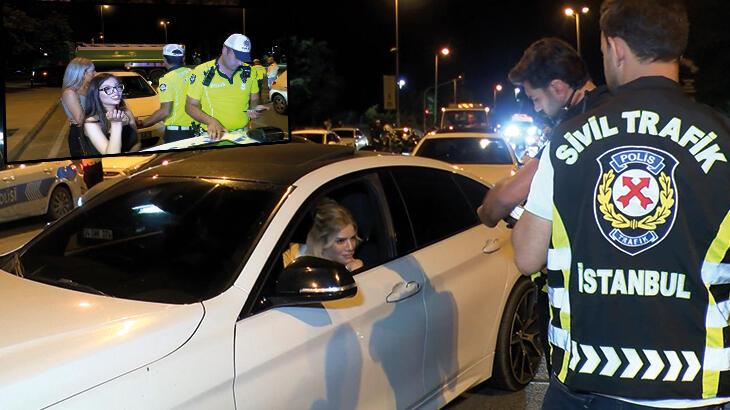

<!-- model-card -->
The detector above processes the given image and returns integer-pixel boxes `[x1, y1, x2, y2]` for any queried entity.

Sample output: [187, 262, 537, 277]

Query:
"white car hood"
[0, 270, 204, 409]
[458, 163, 516, 185]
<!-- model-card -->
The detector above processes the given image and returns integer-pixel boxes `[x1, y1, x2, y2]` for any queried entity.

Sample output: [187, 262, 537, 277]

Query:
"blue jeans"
[542, 377, 728, 410]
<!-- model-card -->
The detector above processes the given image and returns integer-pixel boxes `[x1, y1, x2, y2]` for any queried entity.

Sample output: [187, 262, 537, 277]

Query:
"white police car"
[0, 160, 82, 223]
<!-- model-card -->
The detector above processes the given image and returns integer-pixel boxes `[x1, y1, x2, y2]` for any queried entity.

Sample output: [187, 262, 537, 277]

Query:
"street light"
[398, 79, 406, 89]
[434, 47, 450, 127]
[565, 6, 589, 55]
[493, 83, 503, 111]
[453, 75, 463, 103]
[160, 20, 170, 43]
[99, 5, 110, 44]
[393, 0, 401, 126]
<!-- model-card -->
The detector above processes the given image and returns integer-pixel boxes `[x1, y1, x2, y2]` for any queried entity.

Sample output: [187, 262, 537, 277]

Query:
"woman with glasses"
[83, 73, 140, 155]
[61, 57, 96, 157]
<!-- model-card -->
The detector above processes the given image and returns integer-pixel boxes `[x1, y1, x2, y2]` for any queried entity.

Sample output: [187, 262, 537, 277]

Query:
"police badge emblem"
[594, 146, 678, 255]
[189, 74, 196, 85]
[159, 83, 167, 92]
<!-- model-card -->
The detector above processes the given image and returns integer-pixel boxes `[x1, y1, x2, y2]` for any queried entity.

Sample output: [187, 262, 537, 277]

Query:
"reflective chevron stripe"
[547, 247, 571, 271]
[565, 343, 702, 382]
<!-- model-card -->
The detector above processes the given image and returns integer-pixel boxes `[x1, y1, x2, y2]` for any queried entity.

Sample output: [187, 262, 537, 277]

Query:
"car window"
[296, 133, 324, 144]
[11, 177, 283, 304]
[250, 175, 391, 314]
[333, 129, 354, 139]
[390, 167, 479, 247]
[454, 174, 489, 210]
[378, 170, 417, 256]
[120, 75, 157, 99]
[416, 137, 514, 164]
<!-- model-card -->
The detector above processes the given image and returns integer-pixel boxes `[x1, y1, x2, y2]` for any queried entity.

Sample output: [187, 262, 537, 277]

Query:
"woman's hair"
[84, 73, 127, 134]
[305, 198, 360, 258]
[62, 57, 94, 90]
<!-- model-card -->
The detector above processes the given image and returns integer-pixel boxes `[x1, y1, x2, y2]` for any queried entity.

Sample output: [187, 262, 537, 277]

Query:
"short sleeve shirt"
[158, 66, 195, 127]
[187, 59, 259, 130]
[525, 141, 554, 220]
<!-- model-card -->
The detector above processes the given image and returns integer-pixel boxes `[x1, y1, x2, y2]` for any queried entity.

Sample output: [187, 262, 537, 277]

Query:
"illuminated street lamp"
[565, 6, 590, 55]
[433, 47, 450, 127]
[160, 20, 171, 43]
[493, 83, 503, 111]
[99, 5, 110, 44]
[398, 79, 406, 89]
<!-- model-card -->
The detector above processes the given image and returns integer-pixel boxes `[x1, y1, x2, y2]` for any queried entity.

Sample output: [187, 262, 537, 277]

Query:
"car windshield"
[5, 177, 283, 304]
[295, 133, 324, 144]
[120, 75, 157, 99]
[442, 111, 489, 129]
[332, 129, 354, 138]
[416, 137, 514, 165]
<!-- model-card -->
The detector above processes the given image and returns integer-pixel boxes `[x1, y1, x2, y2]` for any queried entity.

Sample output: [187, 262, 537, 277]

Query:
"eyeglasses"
[99, 84, 124, 95]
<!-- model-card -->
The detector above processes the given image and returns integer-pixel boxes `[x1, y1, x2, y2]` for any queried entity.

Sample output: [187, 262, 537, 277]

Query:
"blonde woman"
[60, 57, 95, 156]
[305, 198, 363, 271]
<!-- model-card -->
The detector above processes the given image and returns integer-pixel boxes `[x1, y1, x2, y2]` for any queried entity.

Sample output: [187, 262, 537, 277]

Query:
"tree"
[3, 2, 73, 70]
[286, 37, 342, 127]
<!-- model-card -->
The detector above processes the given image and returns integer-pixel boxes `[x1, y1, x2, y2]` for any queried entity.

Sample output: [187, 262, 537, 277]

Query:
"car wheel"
[489, 278, 542, 391]
[272, 93, 287, 114]
[47, 186, 73, 221]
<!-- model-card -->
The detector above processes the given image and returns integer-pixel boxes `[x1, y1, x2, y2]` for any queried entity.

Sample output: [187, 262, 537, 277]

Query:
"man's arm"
[185, 96, 226, 140]
[137, 102, 172, 129]
[477, 158, 539, 227]
[513, 211, 551, 274]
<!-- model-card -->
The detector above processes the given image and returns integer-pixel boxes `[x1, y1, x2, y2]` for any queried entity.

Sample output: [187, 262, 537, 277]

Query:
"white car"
[292, 129, 346, 145]
[0, 144, 540, 409]
[104, 71, 165, 147]
[269, 69, 287, 114]
[0, 160, 81, 223]
[332, 127, 369, 149]
[413, 131, 520, 184]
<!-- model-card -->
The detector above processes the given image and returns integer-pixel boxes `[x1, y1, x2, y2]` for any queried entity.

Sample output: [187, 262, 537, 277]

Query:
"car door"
[387, 167, 512, 401]
[1, 162, 57, 220]
[0, 164, 22, 221]
[233, 173, 428, 409]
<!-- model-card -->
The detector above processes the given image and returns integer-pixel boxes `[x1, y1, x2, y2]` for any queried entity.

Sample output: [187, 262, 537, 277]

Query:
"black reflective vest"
[546, 76, 730, 399]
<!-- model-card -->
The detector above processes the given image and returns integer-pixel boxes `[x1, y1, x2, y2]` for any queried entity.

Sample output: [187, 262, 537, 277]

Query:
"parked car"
[103, 71, 165, 148]
[332, 126, 369, 150]
[101, 154, 157, 178]
[0, 160, 81, 223]
[269, 70, 287, 114]
[413, 132, 519, 183]
[0, 144, 540, 409]
[292, 129, 346, 145]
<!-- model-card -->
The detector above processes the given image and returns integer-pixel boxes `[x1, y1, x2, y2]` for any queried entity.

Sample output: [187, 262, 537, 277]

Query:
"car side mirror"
[270, 256, 357, 307]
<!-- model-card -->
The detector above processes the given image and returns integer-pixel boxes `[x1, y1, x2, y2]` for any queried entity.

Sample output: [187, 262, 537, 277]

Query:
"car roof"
[101, 71, 144, 77]
[422, 131, 500, 140]
[292, 129, 331, 134]
[135, 144, 359, 185]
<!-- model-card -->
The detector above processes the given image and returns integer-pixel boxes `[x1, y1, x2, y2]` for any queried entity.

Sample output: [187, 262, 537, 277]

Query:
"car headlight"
[504, 124, 521, 138]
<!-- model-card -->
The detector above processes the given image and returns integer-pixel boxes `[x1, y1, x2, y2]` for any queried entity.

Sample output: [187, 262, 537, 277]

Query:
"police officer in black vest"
[514, 0, 730, 408]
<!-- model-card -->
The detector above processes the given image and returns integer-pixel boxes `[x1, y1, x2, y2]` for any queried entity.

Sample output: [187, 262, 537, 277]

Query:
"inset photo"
[4, 1, 289, 163]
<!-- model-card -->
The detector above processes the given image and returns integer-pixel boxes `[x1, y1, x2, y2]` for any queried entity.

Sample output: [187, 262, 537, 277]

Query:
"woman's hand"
[346, 259, 364, 272]
[106, 109, 126, 123]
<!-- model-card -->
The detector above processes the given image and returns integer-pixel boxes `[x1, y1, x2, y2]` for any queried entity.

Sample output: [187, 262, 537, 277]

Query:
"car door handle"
[386, 281, 421, 303]
[482, 238, 502, 254]
[2, 176, 15, 182]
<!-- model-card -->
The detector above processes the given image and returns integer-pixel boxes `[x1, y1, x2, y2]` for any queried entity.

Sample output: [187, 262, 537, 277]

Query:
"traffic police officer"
[514, 0, 730, 408]
[251, 58, 268, 101]
[185, 33, 262, 141]
[137, 44, 195, 143]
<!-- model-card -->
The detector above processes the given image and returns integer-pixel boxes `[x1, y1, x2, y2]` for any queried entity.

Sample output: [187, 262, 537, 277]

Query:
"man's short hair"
[600, 0, 688, 62]
[164, 55, 184, 66]
[508, 37, 589, 89]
